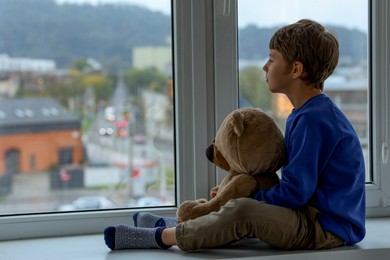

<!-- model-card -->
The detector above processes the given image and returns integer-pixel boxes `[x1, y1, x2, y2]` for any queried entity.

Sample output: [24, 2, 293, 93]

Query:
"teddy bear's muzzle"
[205, 144, 214, 162]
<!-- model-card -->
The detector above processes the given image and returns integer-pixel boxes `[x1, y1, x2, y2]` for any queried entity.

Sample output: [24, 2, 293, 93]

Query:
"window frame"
[0, 0, 389, 241]
[366, 0, 390, 217]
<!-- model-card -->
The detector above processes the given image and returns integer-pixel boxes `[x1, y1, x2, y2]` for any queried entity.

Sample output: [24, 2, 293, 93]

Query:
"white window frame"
[0, 0, 389, 241]
[366, 0, 390, 217]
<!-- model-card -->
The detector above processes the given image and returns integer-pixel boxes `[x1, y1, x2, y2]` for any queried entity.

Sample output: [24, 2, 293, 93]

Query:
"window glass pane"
[0, 0, 174, 215]
[237, 0, 369, 181]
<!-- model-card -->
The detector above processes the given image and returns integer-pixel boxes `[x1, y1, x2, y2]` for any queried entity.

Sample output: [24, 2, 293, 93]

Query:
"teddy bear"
[177, 107, 287, 223]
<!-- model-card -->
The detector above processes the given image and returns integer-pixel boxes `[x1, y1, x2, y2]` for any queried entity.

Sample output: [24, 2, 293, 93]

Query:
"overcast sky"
[55, 0, 368, 32]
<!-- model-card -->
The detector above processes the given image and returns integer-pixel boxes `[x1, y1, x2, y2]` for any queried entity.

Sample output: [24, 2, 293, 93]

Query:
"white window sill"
[0, 218, 389, 260]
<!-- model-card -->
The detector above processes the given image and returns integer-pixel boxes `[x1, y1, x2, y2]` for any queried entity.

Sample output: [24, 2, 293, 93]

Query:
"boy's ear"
[291, 61, 304, 79]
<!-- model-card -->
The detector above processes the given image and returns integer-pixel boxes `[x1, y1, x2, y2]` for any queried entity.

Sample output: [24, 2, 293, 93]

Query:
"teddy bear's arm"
[211, 173, 257, 205]
[209, 171, 237, 197]
[177, 173, 257, 222]
[210, 185, 219, 198]
[209, 172, 234, 198]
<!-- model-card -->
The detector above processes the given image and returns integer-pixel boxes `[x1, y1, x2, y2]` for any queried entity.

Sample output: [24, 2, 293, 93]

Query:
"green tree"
[81, 74, 114, 102]
[72, 59, 91, 73]
[44, 69, 114, 114]
[123, 68, 169, 96]
[239, 66, 272, 112]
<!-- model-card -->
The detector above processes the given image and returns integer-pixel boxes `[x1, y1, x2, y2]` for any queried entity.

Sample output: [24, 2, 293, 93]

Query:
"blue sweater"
[252, 94, 366, 245]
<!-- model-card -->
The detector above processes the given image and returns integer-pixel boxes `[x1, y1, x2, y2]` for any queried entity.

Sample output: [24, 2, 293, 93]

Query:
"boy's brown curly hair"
[269, 19, 339, 90]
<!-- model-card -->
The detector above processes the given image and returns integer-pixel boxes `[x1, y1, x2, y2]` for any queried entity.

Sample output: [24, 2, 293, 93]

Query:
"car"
[126, 197, 173, 208]
[134, 134, 147, 144]
[58, 196, 115, 211]
[99, 127, 114, 136]
[135, 197, 162, 207]
[104, 106, 116, 121]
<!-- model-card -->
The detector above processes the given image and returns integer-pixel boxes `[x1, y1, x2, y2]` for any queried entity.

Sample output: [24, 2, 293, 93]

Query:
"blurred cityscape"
[0, 47, 175, 215]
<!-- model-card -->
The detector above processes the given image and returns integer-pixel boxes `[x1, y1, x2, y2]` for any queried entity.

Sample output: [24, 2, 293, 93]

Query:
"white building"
[0, 54, 56, 73]
[132, 46, 172, 75]
[0, 75, 19, 98]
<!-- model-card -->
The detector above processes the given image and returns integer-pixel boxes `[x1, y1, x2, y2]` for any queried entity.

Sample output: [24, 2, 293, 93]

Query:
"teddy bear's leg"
[103, 225, 171, 250]
[133, 212, 177, 228]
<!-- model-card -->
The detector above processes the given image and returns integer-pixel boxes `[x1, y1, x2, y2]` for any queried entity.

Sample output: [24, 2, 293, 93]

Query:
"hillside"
[0, 0, 367, 70]
[0, 0, 171, 68]
[238, 24, 367, 62]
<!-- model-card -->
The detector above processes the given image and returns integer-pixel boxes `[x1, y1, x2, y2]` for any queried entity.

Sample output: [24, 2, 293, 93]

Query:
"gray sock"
[113, 225, 165, 249]
[133, 212, 178, 228]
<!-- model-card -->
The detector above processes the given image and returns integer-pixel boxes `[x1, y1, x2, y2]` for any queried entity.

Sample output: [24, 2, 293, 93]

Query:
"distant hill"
[238, 24, 368, 62]
[0, 0, 171, 69]
[0, 0, 367, 70]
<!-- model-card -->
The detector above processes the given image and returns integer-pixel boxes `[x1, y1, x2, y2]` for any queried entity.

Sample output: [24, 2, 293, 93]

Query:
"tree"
[45, 70, 114, 116]
[123, 68, 169, 96]
[239, 66, 272, 112]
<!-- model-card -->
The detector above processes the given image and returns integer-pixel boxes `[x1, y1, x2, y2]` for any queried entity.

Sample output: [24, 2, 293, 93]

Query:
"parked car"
[58, 196, 115, 211]
[126, 197, 173, 208]
[99, 127, 114, 136]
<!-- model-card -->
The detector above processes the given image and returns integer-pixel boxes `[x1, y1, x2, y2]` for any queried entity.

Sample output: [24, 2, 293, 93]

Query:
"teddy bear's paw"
[179, 200, 202, 210]
[177, 199, 211, 222]
[177, 200, 195, 222]
[210, 186, 219, 198]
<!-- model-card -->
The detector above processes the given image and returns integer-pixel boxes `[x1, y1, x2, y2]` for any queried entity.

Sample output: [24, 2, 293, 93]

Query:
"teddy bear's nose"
[205, 145, 214, 162]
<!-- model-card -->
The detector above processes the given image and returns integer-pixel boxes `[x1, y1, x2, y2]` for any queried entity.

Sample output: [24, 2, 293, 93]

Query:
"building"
[132, 46, 172, 75]
[0, 54, 56, 73]
[324, 66, 368, 142]
[0, 74, 19, 98]
[0, 97, 84, 175]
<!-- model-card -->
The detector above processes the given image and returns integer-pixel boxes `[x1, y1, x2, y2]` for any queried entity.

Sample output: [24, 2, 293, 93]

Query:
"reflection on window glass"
[237, 0, 369, 181]
[0, 0, 174, 215]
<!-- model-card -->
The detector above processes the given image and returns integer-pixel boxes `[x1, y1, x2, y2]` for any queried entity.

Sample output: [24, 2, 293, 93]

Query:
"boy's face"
[262, 49, 292, 94]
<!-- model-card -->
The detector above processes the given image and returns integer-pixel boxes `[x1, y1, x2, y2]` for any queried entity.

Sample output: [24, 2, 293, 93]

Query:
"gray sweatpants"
[175, 198, 344, 251]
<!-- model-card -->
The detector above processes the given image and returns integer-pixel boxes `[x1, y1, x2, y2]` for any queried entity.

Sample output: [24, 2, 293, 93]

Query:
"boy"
[104, 19, 366, 251]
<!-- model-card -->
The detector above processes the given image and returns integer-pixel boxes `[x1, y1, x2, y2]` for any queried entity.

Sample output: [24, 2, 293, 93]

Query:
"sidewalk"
[0, 171, 100, 215]
[0, 170, 174, 215]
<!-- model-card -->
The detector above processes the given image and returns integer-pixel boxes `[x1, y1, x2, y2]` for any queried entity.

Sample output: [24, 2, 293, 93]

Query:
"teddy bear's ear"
[230, 110, 244, 137]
